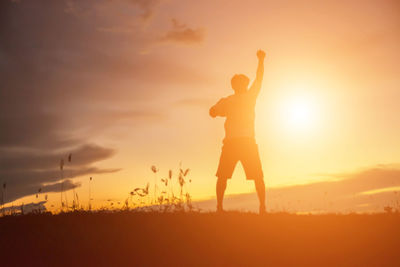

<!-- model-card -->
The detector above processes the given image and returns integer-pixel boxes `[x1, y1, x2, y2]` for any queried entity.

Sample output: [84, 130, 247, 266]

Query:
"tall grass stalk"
[68, 154, 77, 210]
[1, 183, 6, 216]
[151, 165, 158, 204]
[89, 177, 92, 210]
[60, 159, 65, 211]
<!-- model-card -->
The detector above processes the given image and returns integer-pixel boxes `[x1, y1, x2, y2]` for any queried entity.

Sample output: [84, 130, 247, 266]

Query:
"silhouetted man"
[210, 50, 266, 214]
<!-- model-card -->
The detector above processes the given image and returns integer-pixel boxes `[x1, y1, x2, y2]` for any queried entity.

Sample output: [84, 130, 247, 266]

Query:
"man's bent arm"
[249, 50, 265, 97]
[209, 98, 226, 118]
[209, 105, 218, 118]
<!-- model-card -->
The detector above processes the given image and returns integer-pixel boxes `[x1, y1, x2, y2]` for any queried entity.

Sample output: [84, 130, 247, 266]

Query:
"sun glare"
[280, 94, 319, 133]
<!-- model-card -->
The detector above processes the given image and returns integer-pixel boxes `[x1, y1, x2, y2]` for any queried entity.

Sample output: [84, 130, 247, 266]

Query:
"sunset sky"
[1, 0, 400, 211]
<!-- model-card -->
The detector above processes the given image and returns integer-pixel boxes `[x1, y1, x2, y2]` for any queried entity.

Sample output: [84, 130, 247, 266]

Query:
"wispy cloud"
[0, 144, 116, 171]
[0, 144, 120, 203]
[195, 164, 400, 213]
[128, 0, 161, 21]
[159, 18, 206, 45]
[175, 97, 213, 108]
[65, 0, 161, 22]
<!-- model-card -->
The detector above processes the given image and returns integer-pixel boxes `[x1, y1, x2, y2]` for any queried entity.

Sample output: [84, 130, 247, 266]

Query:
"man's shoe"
[216, 206, 224, 213]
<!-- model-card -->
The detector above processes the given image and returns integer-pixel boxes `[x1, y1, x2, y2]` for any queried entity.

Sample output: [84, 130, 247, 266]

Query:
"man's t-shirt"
[212, 91, 257, 142]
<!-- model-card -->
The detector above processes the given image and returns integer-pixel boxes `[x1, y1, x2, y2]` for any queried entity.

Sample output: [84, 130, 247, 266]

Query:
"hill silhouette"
[195, 164, 400, 213]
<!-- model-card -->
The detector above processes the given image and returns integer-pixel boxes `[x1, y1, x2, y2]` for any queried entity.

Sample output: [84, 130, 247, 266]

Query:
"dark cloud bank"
[0, 142, 120, 203]
[0, 0, 206, 204]
[0, 0, 138, 203]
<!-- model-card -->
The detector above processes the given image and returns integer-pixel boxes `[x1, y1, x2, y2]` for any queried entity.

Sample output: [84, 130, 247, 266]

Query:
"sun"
[280, 95, 319, 133]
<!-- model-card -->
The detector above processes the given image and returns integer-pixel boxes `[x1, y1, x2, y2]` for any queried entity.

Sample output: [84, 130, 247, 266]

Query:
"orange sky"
[2, 0, 400, 212]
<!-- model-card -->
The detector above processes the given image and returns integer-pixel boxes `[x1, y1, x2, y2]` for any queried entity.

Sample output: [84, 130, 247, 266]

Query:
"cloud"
[159, 18, 205, 45]
[65, 0, 161, 22]
[0, 0, 208, 204]
[0, 144, 120, 203]
[195, 164, 400, 213]
[128, 0, 161, 21]
[0, 144, 116, 171]
[175, 97, 214, 108]
[0, 112, 80, 150]
[2, 201, 47, 214]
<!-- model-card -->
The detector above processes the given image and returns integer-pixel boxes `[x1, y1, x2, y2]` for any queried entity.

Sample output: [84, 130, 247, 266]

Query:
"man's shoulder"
[218, 94, 235, 103]
[219, 93, 255, 106]
[224, 94, 237, 101]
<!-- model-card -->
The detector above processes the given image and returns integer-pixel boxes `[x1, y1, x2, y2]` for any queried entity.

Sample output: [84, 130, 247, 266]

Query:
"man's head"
[231, 74, 249, 93]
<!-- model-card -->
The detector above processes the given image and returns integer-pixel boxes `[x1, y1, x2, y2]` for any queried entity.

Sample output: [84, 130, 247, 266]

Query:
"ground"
[1, 211, 400, 266]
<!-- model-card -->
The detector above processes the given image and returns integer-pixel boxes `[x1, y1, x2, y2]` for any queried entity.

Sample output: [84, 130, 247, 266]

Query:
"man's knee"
[254, 178, 265, 188]
[217, 177, 228, 186]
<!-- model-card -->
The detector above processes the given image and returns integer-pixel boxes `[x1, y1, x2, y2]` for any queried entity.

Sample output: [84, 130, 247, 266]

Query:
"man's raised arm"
[248, 50, 266, 96]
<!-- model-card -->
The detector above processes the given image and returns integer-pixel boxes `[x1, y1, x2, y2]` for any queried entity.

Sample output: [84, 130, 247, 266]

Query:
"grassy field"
[1, 211, 400, 266]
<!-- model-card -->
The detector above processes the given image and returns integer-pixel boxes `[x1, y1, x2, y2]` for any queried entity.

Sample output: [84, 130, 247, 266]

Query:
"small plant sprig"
[124, 183, 150, 210]
[126, 164, 193, 212]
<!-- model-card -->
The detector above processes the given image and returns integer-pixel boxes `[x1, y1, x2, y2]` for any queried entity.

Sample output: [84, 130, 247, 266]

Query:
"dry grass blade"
[184, 169, 190, 176]
[151, 165, 158, 173]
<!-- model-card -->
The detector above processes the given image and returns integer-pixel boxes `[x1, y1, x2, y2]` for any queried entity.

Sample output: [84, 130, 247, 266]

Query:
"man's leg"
[254, 179, 266, 213]
[241, 141, 265, 214]
[216, 177, 227, 212]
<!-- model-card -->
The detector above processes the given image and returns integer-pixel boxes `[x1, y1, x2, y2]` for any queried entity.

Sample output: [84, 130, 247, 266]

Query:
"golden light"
[280, 94, 319, 133]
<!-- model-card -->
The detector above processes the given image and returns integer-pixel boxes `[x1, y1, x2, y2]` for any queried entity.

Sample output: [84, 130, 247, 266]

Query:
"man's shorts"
[216, 138, 263, 181]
